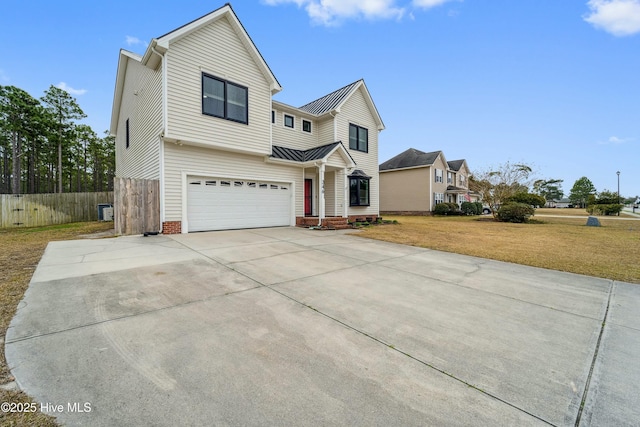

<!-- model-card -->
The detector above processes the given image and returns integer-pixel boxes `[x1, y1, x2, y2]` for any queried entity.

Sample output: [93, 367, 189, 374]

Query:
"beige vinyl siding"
[271, 108, 318, 150]
[336, 87, 380, 215]
[115, 57, 162, 179]
[380, 168, 430, 212]
[166, 16, 272, 154]
[163, 143, 302, 221]
[317, 117, 335, 146]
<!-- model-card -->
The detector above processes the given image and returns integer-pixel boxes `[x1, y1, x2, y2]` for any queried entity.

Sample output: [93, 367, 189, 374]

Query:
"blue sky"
[2, 0, 639, 199]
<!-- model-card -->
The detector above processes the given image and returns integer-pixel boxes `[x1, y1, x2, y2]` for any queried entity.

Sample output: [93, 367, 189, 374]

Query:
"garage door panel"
[187, 176, 291, 232]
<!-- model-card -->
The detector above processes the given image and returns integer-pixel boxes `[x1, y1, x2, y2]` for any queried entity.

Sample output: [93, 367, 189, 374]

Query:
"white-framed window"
[458, 195, 466, 204]
[435, 169, 443, 183]
[447, 171, 453, 184]
[302, 119, 312, 133]
[284, 114, 294, 128]
[459, 175, 466, 186]
[434, 193, 444, 205]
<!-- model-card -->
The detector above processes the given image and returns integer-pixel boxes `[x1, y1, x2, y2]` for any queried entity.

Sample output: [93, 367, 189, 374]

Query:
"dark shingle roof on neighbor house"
[447, 159, 465, 171]
[379, 148, 443, 171]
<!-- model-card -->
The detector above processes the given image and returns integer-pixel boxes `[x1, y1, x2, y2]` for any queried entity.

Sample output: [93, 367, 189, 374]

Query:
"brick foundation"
[162, 221, 182, 235]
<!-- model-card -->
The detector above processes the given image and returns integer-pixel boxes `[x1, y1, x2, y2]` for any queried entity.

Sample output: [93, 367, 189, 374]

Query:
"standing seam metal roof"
[271, 142, 350, 163]
[298, 80, 361, 115]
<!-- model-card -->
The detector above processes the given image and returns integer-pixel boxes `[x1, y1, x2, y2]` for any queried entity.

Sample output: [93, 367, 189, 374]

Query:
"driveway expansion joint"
[574, 280, 614, 427]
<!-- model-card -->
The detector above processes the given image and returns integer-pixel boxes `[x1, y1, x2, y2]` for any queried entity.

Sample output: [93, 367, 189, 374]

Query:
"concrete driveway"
[5, 227, 639, 426]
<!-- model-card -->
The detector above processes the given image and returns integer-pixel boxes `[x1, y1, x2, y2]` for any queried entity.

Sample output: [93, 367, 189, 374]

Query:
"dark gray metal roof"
[447, 159, 465, 171]
[348, 169, 371, 179]
[298, 80, 361, 115]
[271, 142, 345, 162]
[379, 148, 442, 171]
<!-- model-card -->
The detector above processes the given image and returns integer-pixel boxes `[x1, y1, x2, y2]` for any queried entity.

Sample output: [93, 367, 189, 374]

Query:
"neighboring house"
[379, 148, 477, 214]
[110, 4, 384, 234]
[548, 198, 573, 208]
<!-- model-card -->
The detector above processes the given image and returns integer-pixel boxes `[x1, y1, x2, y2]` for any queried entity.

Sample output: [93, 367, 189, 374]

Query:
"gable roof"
[143, 4, 281, 93]
[379, 148, 443, 171]
[299, 80, 361, 115]
[271, 141, 355, 166]
[447, 159, 466, 172]
[295, 79, 385, 131]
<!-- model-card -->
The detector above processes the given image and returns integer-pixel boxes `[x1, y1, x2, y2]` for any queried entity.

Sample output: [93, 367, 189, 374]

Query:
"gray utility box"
[98, 204, 114, 221]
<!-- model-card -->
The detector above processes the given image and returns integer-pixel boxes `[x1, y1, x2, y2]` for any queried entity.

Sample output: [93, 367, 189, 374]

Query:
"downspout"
[152, 46, 166, 232]
[329, 110, 338, 141]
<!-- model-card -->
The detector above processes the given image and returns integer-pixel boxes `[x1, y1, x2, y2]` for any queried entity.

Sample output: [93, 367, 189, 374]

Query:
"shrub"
[433, 203, 452, 216]
[474, 202, 483, 213]
[496, 202, 535, 223]
[587, 204, 623, 216]
[461, 201, 479, 215]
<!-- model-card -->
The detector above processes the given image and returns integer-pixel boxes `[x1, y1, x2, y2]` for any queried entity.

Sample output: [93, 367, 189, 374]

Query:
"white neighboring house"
[110, 4, 384, 234]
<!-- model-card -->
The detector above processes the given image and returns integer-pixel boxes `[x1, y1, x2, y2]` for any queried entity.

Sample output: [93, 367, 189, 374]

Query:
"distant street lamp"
[617, 171, 621, 216]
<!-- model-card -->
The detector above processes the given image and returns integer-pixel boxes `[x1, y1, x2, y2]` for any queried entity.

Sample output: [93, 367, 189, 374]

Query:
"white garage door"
[187, 176, 292, 232]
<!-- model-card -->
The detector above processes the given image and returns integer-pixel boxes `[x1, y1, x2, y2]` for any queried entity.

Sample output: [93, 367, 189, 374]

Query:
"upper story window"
[435, 169, 443, 183]
[202, 73, 248, 124]
[459, 175, 466, 186]
[302, 119, 311, 133]
[447, 172, 453, 184]
[349, 124, 368, 152]
[271, 110, 275, 124]
[284, 114, 294, 128]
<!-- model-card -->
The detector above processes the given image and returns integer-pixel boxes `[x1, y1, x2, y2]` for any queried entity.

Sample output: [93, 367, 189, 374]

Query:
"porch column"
[318, 161, 326, 226]
[343, 168, 349, 218]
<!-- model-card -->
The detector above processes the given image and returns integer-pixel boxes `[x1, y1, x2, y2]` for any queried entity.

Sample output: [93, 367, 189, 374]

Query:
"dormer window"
[202, 73, 248, 124]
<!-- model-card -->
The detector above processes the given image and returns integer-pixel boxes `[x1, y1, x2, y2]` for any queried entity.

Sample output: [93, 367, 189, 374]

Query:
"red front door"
[304, 179, 312, 216]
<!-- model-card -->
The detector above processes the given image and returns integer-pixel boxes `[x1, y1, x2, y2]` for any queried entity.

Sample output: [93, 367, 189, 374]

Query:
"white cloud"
[412, 0, 457, 8]
[584, 0, 640, 36]
[264, 0, 405, 26]
[598, 136, 635, 144]
[126, 35, 148, 47]
[56, 82, 87, 96]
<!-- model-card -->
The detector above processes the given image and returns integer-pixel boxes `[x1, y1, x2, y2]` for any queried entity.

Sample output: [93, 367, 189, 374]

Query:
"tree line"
[0, 84, 115, 195]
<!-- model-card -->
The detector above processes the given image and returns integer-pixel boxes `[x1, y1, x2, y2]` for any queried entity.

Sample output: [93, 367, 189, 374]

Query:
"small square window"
[259, 183, 268, 189]
[205, 180, 217, 186]
[234, 181, 244, 187]
[221, 181, 231, 187]
[302, 120, 311, 133]
[271, 184, 279, 189]
[284, 114, 294, 128]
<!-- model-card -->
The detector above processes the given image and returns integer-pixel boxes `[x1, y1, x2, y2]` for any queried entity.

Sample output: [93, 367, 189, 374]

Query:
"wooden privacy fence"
[0, 192, 114, 228]
[114, 177, 160, 235]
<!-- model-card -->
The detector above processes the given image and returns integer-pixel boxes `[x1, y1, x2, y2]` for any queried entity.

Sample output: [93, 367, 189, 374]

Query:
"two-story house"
[110, 4, 384, 234]
[379, 148, 477, 214]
